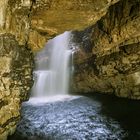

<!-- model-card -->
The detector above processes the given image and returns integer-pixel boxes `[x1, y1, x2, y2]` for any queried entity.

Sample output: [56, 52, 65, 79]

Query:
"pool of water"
[8, 93, 140, 140]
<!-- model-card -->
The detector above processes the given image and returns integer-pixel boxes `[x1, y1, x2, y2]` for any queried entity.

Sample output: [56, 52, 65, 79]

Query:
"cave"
[0, 0, 140, 139]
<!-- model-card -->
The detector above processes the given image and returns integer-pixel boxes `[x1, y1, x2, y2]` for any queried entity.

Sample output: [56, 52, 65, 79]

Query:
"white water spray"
[32, 32, 73, 97]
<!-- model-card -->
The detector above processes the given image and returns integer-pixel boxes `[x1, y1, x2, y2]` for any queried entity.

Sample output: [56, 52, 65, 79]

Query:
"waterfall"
[32, 31, 72, 97]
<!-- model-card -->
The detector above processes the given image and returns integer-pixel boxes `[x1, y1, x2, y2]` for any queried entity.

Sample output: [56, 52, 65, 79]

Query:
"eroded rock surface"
[0, 34, 33, 140]
[0, 0, 120, 52]
[0, 0, 34, 139]
[72, 0, 140, 99]
[29, 0, 120, 51]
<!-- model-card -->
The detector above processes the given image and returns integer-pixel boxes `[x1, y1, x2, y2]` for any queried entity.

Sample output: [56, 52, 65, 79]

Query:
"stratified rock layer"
[72, 0, 140, 99]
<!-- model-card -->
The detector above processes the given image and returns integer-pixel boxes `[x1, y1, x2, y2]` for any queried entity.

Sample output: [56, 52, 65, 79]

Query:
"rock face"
[0, 34, 33, 140]
[0, 0, 33, 45]
[29, 0, 119, 51]
[72, 0, 140, 99]
[0, 1, 33, 139]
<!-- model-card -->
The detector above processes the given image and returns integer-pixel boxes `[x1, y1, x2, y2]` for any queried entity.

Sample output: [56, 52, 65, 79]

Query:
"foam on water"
[27, 95, 81, 105]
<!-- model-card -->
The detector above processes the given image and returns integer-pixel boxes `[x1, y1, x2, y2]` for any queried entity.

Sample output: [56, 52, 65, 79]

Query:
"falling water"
[32, 31, 73, 97]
